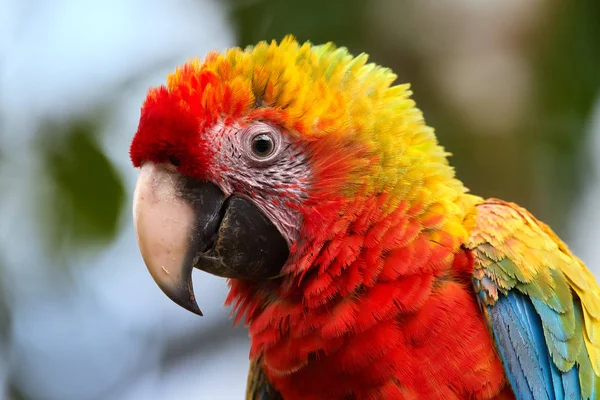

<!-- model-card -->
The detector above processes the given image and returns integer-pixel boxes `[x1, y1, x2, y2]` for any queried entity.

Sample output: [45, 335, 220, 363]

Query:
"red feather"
[228, 195, 513, 399]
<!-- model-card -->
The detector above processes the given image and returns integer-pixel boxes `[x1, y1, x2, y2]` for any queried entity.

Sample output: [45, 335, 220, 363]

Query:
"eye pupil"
[252, 134, 274, 157]
[254, 139, 271, 154]
[168, 155, 181, 166]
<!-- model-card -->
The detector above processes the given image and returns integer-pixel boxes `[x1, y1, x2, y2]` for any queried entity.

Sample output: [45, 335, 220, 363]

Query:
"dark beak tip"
[164, 288, 203, 317]
[191, 307, 204, 317]
[189, 297, 203, 316]
[176, 297, 203, 317]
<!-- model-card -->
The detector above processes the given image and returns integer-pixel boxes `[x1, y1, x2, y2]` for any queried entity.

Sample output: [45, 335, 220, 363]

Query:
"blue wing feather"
[467, 200, 600, 399]
[488, 291, 581, 400]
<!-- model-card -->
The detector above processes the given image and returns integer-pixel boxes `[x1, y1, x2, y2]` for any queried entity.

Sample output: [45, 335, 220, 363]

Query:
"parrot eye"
[242, 122, 282, 163]
[251, 133, 275, 158]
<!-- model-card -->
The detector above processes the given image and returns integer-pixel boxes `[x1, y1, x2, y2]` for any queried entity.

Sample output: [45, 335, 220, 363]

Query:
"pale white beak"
[132, 162, 202, 315]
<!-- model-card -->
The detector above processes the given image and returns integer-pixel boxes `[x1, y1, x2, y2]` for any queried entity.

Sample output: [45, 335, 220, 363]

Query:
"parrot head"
[130, 36, 463, 316]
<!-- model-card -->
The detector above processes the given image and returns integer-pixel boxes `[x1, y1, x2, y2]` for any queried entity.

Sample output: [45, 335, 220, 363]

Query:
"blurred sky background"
[0, 0, 599, 399]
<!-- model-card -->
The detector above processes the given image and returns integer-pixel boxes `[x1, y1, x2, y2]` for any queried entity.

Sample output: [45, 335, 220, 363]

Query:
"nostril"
[168, 155, 181, 166]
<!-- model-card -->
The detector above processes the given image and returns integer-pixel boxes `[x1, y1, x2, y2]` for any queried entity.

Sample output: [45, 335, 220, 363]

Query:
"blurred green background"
[0, 0, 599, 399]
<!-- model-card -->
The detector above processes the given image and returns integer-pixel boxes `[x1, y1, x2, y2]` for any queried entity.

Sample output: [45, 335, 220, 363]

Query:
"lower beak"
[132, 162, 289, 316]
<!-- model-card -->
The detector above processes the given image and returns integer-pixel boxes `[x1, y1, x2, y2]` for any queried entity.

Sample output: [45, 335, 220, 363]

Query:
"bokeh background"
[0, 0, 599, 399]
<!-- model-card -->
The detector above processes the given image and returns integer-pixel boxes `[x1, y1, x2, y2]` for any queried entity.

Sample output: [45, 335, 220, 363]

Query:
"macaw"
[130, 36, 600, 399]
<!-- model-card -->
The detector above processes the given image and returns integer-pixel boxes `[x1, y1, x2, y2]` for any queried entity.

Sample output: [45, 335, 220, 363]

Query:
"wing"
[465, 198, 600, 400]
[246, 354, 283, 400]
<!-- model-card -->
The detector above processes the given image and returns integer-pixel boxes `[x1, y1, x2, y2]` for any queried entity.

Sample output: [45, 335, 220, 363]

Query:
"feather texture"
[229, 193, 512, 399]
[132, 36, 600, 400]
[467, 198, 600, 399]
[247, 355, 283, 400]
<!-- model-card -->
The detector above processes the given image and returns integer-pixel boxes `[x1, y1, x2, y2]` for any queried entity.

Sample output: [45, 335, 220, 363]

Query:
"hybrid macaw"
[130, 36, 600, 399]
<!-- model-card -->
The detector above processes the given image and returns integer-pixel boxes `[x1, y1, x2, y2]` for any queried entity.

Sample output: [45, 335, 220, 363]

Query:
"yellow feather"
[466, 198, 600, 380]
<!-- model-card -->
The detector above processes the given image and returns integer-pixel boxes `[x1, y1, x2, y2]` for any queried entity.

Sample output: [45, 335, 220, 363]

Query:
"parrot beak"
[133, 162, 289, 316]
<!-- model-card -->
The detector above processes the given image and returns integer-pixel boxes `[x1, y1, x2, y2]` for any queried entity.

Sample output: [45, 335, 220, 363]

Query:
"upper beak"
[132, 162, 289, 316]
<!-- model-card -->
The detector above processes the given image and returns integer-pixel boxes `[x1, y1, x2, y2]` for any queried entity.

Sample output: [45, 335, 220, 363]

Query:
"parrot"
[129, 36, 600, 399]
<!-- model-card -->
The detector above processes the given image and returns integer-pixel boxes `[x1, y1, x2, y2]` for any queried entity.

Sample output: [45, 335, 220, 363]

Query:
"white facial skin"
[205, 121, 311, 246]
